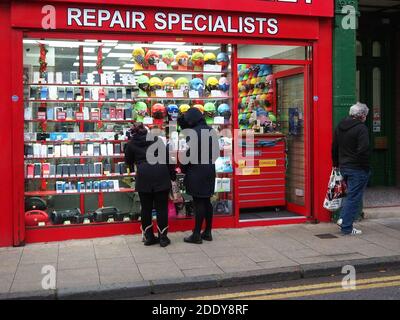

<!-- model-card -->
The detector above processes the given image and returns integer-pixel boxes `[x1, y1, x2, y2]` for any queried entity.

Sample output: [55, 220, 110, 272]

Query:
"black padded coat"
[124, 133, 175, 193]
[179, 108, 220, 198]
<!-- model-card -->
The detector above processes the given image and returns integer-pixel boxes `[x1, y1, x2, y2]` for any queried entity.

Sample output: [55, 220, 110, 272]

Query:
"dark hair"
[130, 122, 147, 137]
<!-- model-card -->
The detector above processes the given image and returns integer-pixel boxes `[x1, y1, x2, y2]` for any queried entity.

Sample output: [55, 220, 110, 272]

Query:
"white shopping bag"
[323, 168, 347, 211]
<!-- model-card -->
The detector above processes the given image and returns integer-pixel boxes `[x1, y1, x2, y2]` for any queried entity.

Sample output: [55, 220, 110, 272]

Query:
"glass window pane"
[372, 67, 381, 108]
[356, 41, 362, 57]
[372, 41, 381, 57]
[237, 45, 306, 60]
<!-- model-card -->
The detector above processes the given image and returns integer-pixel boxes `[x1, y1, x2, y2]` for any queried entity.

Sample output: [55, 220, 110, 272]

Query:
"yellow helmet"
[162, 77, 175, 87]
[204, 52, 216, 64]
[206, 77, 219, 87]
[179, 104, 191, 113]
[176, 51, 189, 63]
[175, 77, 189, 89]
[193, 104, 204, 113]
[132, 47, 145, 58]
[149, 77, 163, 88]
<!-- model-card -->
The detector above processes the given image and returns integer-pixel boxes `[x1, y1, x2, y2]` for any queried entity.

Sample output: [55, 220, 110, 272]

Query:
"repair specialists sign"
[11, 2, 320, 39]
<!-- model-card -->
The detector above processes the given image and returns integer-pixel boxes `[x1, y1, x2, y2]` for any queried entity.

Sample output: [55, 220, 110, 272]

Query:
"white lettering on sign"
[66, 9, 281, 35]
[274, 0, 312, 3]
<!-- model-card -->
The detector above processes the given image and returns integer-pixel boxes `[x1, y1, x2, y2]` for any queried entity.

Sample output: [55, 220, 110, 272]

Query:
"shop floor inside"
[364, 187, 400, 208]
[239, 208, 304, 221]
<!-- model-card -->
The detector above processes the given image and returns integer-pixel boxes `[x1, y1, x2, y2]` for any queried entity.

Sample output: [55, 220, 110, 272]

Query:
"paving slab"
[19, 246, 59, 266]
[170, 252, 217, 270]
[137, 261, 185, 281]
[212, 255, 262, 273]
[130, 247, 173, 264]
[57, 267, 100, 289]
[181, 266, 224, 277]
[94, 244, 132, 260]
[58, 257, 97, 271]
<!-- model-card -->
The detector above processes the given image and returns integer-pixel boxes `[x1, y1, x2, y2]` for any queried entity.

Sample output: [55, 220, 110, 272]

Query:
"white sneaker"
[336, 218, 343, 227]
[350, 228, 362, 235]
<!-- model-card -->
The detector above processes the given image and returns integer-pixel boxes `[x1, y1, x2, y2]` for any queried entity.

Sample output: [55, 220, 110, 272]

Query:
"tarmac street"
[139, 270, 400, 300]
[1, 217, 400, 299]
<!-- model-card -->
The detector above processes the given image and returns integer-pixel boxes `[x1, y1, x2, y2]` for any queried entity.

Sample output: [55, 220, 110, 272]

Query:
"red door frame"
[233, 57, 311, 226]
[8, 16, 332, 245]
[273, 66, 311, 217]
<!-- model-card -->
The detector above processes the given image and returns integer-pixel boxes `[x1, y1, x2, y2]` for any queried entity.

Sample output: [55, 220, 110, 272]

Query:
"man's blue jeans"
[339, 168, 370, 234]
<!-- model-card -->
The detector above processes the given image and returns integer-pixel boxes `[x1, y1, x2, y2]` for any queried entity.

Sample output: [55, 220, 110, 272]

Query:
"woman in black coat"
[125, 123, 176, 247]
[178, 108, 220, 244]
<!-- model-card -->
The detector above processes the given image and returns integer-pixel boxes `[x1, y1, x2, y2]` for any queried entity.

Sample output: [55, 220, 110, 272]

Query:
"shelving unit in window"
[23, 39, 235, 228]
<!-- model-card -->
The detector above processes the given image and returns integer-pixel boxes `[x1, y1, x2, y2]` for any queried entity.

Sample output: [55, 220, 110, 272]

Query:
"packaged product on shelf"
[215, 156, 233, 173]
[34, 164, 41, 178]
[77, 182, 86, 193]
[49, 164, 56, 178]
[56, 181, 64, 193]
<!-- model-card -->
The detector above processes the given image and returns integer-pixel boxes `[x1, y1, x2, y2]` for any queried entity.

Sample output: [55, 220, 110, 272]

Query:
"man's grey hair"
[349, 102, 369, 118]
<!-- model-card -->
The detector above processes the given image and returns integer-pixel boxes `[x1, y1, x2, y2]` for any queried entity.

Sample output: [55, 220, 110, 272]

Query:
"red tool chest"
[236, 133, 286, 209]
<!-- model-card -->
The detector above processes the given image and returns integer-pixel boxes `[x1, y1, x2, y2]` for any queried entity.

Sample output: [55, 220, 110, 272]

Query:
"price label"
[156, 62, 168, 70]
[259, 159, 277, 167]
[242, 167, 260, 175]
[143, 116, 153, 125]
[38, 222, 46, 227]
[107, 218, 115, 223]
[204, 65, 222, 72]
[211, 90, 222, 97]
[156, 90, 167, 98]
[173, 90, 184, 98]
[83, 219, 91, 224]
[75, 112, 84, 121]
[213, 116, 224, 125]
[238, 160, 246, 168]
[63, 220, 71, 225]
[189, 90, 199, 99]
[245, 150, 261, 157]
[37, 112, 46, 120]
[123, 217, 131, 222]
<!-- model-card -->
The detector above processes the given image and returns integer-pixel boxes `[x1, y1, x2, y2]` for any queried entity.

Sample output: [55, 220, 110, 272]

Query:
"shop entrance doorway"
[234, 49, 311, 224]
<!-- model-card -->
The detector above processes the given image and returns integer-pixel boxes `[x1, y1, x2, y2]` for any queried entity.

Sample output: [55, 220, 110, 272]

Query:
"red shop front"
[0, 0, 333, 247]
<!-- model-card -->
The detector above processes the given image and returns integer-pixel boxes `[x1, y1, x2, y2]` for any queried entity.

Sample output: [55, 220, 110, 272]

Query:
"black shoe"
[159, 233, 171, 247]
[158, 226, 171, 248]
[159, 236, 171, 247]
[201, 230, 213, 241]
[144, 235, 159, 246]
[184, 233, 203, 244]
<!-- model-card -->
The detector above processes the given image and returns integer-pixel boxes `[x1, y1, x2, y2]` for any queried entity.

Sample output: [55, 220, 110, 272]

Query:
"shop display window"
[23, 38, 233, 228]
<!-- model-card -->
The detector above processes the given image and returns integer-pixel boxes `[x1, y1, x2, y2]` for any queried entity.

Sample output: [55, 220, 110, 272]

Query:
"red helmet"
[151, 103, 167, 125]
[145, 50, 160, 66]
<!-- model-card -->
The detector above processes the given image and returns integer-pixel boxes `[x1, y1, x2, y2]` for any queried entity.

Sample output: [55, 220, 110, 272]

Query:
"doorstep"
[363, 206, 400, 219]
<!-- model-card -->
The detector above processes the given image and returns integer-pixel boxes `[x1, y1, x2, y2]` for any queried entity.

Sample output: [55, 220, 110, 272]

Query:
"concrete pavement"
[1, 217, 400, 299]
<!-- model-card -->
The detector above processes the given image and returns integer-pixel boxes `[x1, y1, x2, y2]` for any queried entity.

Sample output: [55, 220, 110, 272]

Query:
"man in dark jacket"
[332, 102, 370, 235]
[178, 108, 220, 244]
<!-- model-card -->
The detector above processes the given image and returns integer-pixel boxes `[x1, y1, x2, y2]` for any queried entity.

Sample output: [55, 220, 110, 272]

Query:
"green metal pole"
[333, 0, 359, 128]
[333, 0, 362, 222]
